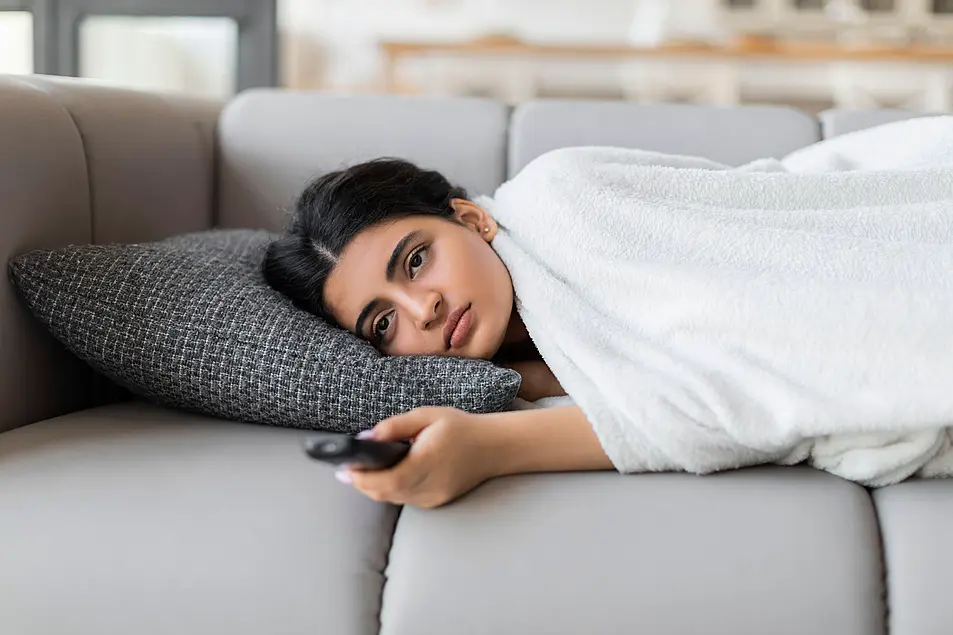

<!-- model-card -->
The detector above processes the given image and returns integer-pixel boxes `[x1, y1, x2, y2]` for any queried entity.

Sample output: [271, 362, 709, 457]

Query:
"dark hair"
[262, 158, 468, 325]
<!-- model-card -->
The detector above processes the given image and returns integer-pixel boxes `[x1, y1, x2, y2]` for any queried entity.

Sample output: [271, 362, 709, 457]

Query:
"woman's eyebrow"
[386, 230, 422, 282]
[355, 230, 422, 335]
[355, 299, 381, 337]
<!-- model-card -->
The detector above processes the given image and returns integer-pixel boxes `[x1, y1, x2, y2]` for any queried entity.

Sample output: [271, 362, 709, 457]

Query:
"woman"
[263, 158, 614, 509]
[265, 125, 953, 504]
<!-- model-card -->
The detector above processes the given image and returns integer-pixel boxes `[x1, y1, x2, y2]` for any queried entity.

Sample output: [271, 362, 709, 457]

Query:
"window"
[79, 16, 237, 98]
[0, 11, 33, 74]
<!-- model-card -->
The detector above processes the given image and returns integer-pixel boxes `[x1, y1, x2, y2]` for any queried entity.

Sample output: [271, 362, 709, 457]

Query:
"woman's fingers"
[367, 406, 448, 442]
[340, 406, 484, 508]
[347, 456, 429, 504]
[344, 408, 444, 503]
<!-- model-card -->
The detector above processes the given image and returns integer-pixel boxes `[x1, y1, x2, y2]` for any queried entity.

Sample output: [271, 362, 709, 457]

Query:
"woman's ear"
[450, 198, 499, 241]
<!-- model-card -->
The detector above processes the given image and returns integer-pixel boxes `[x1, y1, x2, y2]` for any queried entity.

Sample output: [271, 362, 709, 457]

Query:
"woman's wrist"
[475, 405, 614, 479]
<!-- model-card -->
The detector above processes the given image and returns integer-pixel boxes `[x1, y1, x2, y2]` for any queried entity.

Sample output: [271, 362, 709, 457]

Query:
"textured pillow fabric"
[8, 229, 521, 432]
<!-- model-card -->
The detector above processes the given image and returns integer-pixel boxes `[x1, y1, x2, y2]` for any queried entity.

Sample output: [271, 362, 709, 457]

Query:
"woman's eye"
[408, 246, 428, 277]
[374, 313, 392, 339]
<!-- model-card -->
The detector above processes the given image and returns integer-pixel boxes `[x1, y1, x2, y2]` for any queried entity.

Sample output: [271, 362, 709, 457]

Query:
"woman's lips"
[449, 305, 473, 349]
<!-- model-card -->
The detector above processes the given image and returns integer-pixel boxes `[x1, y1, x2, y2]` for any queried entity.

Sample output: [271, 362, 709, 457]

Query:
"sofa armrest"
[19, 76, 223, 243]
[0, 76, 223, 433]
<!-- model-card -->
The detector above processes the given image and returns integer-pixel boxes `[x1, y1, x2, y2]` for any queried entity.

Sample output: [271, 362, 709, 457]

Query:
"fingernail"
[335, 470, 352, 484]
[356, 430, 375, 440]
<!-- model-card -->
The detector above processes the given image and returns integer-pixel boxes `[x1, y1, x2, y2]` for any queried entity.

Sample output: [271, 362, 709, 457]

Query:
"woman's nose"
[412, 291, 442, 329]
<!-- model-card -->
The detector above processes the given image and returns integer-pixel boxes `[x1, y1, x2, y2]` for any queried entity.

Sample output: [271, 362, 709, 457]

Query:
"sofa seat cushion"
[873, 480, 953, 635]
[383, 467, 884, 635]
[0, 402, 396, 635]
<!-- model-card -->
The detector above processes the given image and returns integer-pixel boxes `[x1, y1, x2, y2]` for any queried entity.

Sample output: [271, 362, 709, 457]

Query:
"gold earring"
[483, 227, 489, 233]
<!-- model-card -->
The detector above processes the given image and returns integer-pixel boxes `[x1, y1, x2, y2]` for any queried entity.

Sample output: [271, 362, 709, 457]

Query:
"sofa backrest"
[214, 92, 824, 232]
[818, 108, 933, 137]
[508, 100, 820, 175]
[216, 91, 510, 230]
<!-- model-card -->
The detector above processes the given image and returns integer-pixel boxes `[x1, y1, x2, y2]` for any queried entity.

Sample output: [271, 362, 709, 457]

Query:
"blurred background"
[2, 0, 952, 113]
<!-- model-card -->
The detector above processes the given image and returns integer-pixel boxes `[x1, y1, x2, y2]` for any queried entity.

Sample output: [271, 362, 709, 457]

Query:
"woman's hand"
[505, 360, 567, 402]
[336, 405, 614, 509]
[336, 407, 497, 509]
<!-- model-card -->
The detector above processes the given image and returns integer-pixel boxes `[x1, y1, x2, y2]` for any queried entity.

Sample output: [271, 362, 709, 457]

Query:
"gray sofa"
[1, 74, 950, 635]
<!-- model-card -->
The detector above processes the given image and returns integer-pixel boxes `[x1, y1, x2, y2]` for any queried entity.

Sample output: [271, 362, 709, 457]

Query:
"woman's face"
[323, 199, 514, 360]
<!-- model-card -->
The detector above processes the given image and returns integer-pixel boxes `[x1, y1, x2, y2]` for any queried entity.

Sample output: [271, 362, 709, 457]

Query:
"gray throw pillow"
[8, 229, 521, 432]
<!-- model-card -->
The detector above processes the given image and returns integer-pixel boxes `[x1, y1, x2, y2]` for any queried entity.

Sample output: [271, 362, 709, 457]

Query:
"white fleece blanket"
[483, 116, 953, 487]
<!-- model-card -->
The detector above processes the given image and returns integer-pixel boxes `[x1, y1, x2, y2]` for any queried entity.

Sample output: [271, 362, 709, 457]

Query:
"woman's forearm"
[479, 405, 614, 477]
